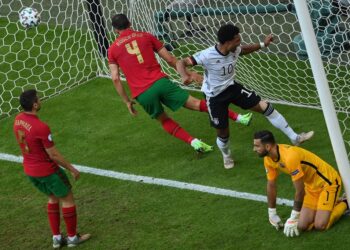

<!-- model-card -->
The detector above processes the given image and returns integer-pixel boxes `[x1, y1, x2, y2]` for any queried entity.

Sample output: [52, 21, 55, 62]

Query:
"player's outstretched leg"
[185, 98, 252, 126]
[191, 138, 214, 153]
[160, 115, 213, 153]
[260, 102, 314, 145]
[236, 112, 253, 126]
[198, 99, 252, 126]
[293, 131, 315, 146]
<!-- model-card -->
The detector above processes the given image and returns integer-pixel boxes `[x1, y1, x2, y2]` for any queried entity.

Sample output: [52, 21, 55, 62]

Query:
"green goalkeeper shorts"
[136, 77, 189, 119]
[27, 167, 72, 198]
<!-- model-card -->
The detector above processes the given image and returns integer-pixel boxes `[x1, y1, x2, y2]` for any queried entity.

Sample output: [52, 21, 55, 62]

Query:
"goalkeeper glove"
[284, 210, 300, 237]
[268, 208, 284, 230]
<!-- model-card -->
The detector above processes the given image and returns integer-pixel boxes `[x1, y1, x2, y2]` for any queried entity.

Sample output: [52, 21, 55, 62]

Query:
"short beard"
[258, 149, 269, 157]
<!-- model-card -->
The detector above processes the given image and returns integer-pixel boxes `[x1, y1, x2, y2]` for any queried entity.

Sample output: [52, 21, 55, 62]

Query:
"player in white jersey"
[177, 24, 314, 169]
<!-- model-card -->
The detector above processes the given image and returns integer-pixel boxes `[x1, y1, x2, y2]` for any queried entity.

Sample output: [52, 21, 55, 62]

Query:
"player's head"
[20, 89, 41, 112]
[111, 14, 131, 31]
[217, 24, 241, 47]
[253, 130, 276, 157]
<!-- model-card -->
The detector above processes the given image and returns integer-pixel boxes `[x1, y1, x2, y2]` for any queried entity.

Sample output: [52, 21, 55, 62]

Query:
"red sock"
[199, 100, 208, 112]
[62, 206, 77, 237]
[162, 118, 194, 144]
[47, 203, 60, 235]
[200, 99, 238, 121]
[228, 110, 238, 121]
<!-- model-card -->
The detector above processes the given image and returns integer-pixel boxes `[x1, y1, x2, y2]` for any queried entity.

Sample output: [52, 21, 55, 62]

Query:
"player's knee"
[60, 191, 75, 206]
[314, 221, 328, 231]
[250, 100, 266, 113]
[217, 129, 229, 138]
[48, 195, 59, 204]
[297, 222, 310, 232]
[156, 112, 169, 123]
[262, 102, 275, 116]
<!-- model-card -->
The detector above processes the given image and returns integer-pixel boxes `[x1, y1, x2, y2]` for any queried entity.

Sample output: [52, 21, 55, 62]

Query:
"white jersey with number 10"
[192, 45, 241, 97]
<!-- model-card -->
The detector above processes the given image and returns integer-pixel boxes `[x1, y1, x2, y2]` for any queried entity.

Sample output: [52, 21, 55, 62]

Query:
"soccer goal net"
[1, 0, 349, 158]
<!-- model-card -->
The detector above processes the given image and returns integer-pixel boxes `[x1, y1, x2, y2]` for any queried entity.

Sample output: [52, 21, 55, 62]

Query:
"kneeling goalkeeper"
[253, 130, 348, 237]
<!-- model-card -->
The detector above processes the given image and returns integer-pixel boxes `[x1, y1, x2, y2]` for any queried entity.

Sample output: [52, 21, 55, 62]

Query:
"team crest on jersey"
[278, 162, 285, 168]
[291, 169, 300, 176]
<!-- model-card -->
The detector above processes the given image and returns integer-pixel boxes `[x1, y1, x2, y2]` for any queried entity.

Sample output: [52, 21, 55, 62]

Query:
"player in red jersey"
[13, 89, 90, 248]
[108, 14, 252, 153]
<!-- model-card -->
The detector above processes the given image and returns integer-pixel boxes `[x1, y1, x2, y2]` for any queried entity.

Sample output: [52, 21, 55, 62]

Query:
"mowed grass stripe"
[0, 152, 293, 206]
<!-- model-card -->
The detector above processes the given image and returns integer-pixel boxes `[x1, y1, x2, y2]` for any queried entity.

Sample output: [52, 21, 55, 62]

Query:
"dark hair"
[217, 24, 240, 44]
[111, 14, 130, 30]
[254, 130, 276, 144]
[19, 89, 38, 111]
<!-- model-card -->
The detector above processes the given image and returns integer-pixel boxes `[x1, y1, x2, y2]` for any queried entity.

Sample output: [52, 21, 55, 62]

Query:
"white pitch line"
[0, 152, 293, 206]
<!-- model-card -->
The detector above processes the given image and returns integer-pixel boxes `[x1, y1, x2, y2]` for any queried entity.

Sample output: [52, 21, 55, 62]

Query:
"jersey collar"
[215, 44, 229, 56]
[118, 28, 134, 37]
[23, 112, 38, 117]
[272, 145, 281, 162]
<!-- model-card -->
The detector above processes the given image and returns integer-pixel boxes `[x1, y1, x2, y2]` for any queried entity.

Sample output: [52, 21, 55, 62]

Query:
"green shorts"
[136, 77, 189, 119]
[27, 167, 72, 198]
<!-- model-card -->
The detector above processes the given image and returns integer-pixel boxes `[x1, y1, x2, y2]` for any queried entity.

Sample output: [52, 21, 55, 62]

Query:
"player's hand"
[264, 34, 274, 47]
[283, 210, 300, 237]
[181, 74, 192, 85]
[182, 71, 203, 85]
[70, 167, 80, 181]
[126, 100, 137, 116]
[188, 71, 203, 84]
[268, 208, 284, 230]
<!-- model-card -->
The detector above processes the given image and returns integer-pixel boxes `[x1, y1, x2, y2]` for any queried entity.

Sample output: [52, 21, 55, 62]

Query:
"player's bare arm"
[292, 177, 305, 211]
[176, 57, 203, 85]
[175, 57, 193, 85]
[158, 47, 178, 69]
[267, 179, 284, 229]
[240, 34, 274, 55]
[45, 146, 80, 180]
[159, 47, 195, 82]
[109, 63, 137, 116]
[158, 49, 203, 85]
[267, 179, 277, 208]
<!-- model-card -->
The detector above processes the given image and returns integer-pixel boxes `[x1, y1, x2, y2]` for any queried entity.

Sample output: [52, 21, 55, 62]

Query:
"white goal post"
[1, 1, 349, 194]
[294, 0, 350, 204]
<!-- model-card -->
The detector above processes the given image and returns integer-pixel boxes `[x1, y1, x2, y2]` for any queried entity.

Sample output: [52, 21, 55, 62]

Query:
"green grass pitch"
[1, 7, 349, 248]
[0, 78, 350, 249]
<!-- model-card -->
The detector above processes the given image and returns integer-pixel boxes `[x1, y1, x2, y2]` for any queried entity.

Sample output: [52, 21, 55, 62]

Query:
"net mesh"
[1, 0, 349, 157]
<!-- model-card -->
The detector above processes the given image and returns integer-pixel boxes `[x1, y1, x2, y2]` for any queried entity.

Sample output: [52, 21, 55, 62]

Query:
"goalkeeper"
[253, 130, 348, 237]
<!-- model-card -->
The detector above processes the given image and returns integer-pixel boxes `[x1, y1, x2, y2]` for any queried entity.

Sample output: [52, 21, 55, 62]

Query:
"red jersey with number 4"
[13, 112, 59, 177]
[108, 29, 167, 98]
